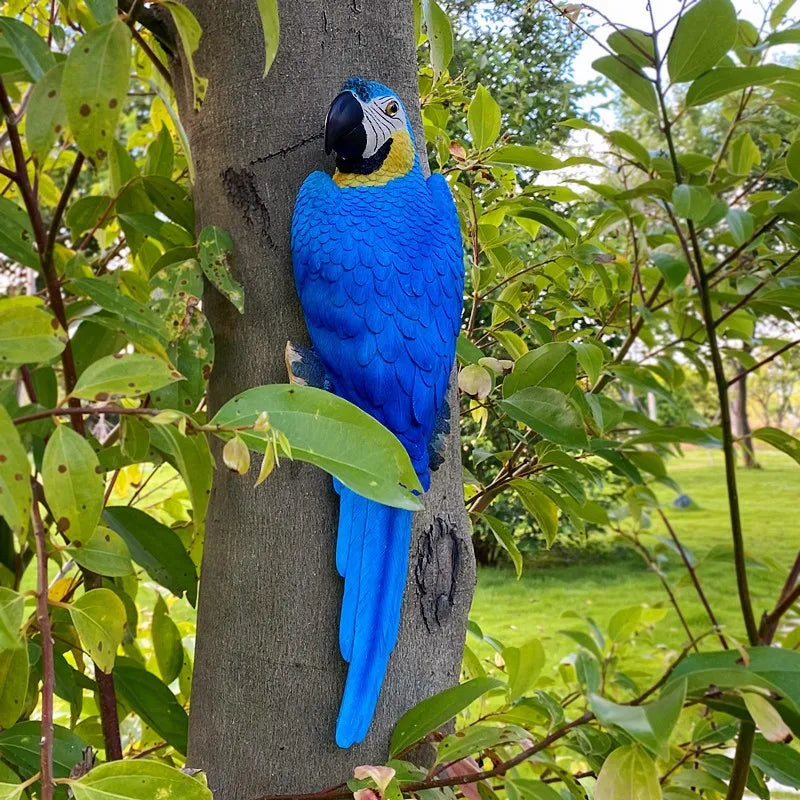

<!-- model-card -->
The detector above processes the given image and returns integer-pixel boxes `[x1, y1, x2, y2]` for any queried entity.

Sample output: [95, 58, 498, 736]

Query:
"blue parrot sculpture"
[290, 78, 464, 748]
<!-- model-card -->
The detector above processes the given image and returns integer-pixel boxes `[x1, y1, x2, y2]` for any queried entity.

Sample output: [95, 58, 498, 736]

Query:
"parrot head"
[324, 78, 418, 186]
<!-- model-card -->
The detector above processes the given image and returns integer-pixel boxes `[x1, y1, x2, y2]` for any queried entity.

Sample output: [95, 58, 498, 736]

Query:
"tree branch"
[727, 339, 800, 387]
[32, 499, 55, 800]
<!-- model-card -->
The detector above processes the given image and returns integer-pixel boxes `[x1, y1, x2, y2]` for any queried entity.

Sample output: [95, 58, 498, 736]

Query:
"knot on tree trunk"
[414, 516, 462, 631]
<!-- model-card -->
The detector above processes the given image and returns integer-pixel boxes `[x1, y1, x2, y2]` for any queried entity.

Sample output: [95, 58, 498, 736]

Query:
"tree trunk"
[732, 350, 757, 469]
[171, 3, 475, 798]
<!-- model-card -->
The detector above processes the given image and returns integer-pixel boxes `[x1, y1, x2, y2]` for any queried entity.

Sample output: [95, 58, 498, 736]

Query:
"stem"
[725, 722, 755, 800]
[31, 500, 54, 800]
[691, 219, 759, 647]
[658, 510, 728, 649]
[0, 78, 84, 433]
[727, 339, 800, 388]
[84, 571, 123, 759]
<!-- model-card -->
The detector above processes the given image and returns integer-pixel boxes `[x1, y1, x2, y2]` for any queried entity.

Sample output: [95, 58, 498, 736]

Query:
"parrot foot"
[285, 341, 329, 390]
[428, 397, 451, 472]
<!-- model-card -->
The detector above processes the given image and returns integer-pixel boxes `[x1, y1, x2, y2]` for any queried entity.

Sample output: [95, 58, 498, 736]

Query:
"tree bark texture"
[732, 348, 757, 469]
[172, 3, 475, 797]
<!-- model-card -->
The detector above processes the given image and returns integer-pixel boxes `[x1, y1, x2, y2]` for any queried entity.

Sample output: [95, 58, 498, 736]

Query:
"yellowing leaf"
[62, 20, 131, 161]
[595, 746, 662, 800]
[72, 352, 183, 401]
[0, 407, 31, 538]
[42, 424, 104, 542]
[257, 0, 280, 77]
[71, 758, 211, 800]
[68, 588, 126, 673]
[163, 2, 208, 110]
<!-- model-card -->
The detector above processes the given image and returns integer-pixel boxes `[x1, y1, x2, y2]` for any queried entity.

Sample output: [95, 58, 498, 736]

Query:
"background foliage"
[0, 0, 799, 799]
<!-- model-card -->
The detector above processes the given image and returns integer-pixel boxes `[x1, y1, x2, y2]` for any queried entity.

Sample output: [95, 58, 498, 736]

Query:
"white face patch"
[359, 95, 408, 158]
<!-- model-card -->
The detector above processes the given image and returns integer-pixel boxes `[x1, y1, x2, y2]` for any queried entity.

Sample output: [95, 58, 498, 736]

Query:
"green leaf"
[26, 62, 66, 159]
[787, 140, 800, 183]
[0, 781, 24, 800]
[504, 639, 545, 701]
[68, 588, 126, 673]
[113, 659, 188, 754]
[85, 0, 116, 24]
[672, 184, 713, 221]
[501, 387, 587, 449]
[436, 725, 528, 765]
[141, 176, 195, 233]
[162, 2, 207, 109]
[752, 427, 800, 465]
[686, 65, 800, 106]
[751, 737, 800, 788]
[727, 209, 754, 246]
[487, 145, 562, 171]
[0, 646, 28, 729]
[71, 276, 168, 343]
[625, 426, 721, 446]
[0, 588, 23, 650]
[468, 84, 501, 151]
[666, 647, 800, 711]
[480, 514, 522, 578]
[503, 343, 576, 397]
[0, 301, 67, 365]
[62, 20, 131, 161]
[66, 525, 133, 577]
[729, 132, 761, 175]
[197, 226, 244, 313]
[0, 722, 84, 782]
[0, 406, 31, 538]
[651, 252, 689, 290]
[42, 424, 104, 542]
[667, 0, 737, 83]
[0, 17, 54, 82]
[389, 677, 502, 757]
[211, 385, 424, 510]
[514, 204, 578, 241]
[71, 759, 212, 800]
[120, 417, 150, 462]
[66, 195, 114, 240]
[590, 679, 686, 759]
[771, 0, 798, 28]
[573, 341, 603, 386]
[148, 425, 213, 537]
[256, 0, 280, 77]
[72, 353, 182, 401]
[421, 0, 453, 78]
[152, 595, 183, 684]
[608, 28, 655, 68]
[595, 745, 662, 800]
[0, 198, 37, 269]
[593, 55, 658, 114]
[103, 506, 198, 604]
[511, 479, 559, 547]
[144, 125, 175, 178]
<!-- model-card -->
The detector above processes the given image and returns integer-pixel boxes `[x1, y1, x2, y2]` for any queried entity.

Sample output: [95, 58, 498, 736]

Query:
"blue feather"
[335, 484, 412, 748]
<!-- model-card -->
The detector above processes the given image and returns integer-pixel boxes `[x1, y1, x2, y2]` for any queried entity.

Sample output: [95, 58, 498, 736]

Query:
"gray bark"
[172, 3, 475, 798]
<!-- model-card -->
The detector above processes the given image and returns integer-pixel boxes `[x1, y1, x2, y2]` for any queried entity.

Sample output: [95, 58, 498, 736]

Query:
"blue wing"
[291, 170, 463, 488]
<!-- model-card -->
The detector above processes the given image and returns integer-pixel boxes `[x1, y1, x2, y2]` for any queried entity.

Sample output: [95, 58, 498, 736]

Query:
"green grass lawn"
[470, 447, 800, 668]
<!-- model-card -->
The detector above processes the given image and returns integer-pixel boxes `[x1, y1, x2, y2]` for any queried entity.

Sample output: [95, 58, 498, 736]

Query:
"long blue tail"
[334, 482, 413, 748]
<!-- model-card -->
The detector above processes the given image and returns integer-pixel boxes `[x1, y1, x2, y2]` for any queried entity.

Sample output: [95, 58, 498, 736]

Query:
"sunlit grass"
[470, 447, 800, 667]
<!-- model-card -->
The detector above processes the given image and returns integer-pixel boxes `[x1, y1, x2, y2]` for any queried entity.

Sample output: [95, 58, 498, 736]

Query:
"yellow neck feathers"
[333, 129, 416, 188]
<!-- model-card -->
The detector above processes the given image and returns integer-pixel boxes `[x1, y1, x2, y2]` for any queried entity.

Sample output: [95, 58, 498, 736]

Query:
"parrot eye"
[384, 100, 399, 117]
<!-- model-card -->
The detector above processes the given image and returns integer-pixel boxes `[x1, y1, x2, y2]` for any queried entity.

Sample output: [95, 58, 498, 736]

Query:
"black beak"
[324, 91, 365, 159]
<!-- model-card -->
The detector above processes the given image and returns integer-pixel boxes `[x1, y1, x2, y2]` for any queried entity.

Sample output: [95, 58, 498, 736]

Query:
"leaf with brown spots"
[67, 588, 125, 674]
[72, 352, 184, 401]
[197, 225, 244, 313]
[66, 525, 133, 577]
[42, 424, 104, 543]
[0, 299, 67, 366]
[62, 19, 131, 162]
[0, 407, 31, 539]
[25, 61, 67, 159]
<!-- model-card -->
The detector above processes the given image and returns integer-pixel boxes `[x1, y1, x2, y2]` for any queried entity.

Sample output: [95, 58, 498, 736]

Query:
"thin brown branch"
[727, 339, 800, 387]
[31, 499, 55, 800]
[658, 509, 728, 649]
